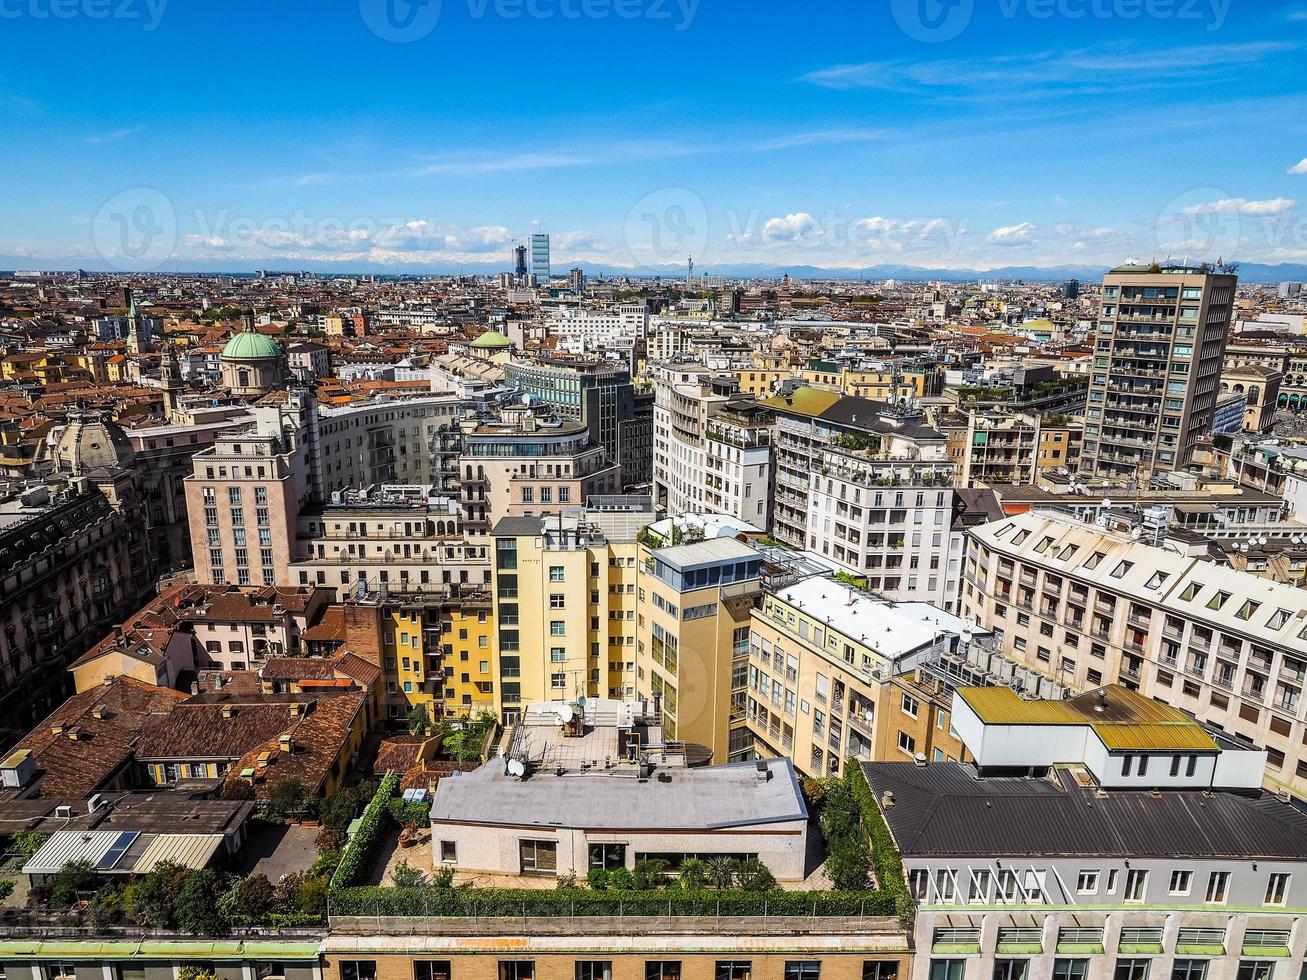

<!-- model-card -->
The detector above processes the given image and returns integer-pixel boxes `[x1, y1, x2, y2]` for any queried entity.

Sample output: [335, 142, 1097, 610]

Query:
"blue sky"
[1, 0, 1306, 273]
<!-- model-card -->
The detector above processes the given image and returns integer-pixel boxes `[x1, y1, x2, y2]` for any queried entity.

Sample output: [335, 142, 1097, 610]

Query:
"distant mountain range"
[5, 258, 1307, 285]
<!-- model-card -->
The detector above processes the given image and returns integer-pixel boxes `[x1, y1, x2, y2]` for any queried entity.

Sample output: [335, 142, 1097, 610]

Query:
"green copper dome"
[222, 329, 281, 360]
[469, 329, 511, 349]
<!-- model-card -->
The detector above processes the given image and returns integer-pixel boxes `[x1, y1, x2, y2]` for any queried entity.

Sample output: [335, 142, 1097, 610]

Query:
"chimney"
[755, 759, 773, 782]
[881, 790, 896, 809]
[50, 723, 65, 736]
[279, 734, 294, 753]
[91, 704, 109, 720]
[221, 704, 236, 719]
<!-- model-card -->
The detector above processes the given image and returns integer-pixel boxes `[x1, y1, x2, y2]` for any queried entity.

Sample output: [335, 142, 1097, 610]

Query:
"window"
[519, 839, 557, 875]
[715, 963, 752, 980]
[342, 964, 378, 980]
[1076, 870, 1099, 894]
[968, 869, 992, 903]
[1264, 872, 1290, 905]
[439, 840, 457, 863]
[1171, 963, 1207, 980]
[646, 964, 682, 980]
[499, 964, 534, 980]
[1114, 962, 1150, 980]
[550, 565, 566, 582]
[1169, 870, 1193, 895]
[576, 963, 612, 980]
[44, 965, 77, 980]
[901, 694, 919, 718]
[550, 594, 566, 609]
[993, 963, 1028, 980]
[1052, 963, 1088, 980]
[897, 731, 916, 756]
[862, 964, 899, 980]
[589, 842, 626, 870]
[1204, 871, 1229, 904]
[929, 963, 965, 980]
[414, 963, 452, 980]
[1236, 966, 1274, 980]
[784, 963, 821, 980]
[1124, 869, 1148, 902]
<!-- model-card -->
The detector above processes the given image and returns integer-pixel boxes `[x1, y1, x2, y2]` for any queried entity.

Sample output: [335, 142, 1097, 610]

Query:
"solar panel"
[95, 831, 138, 870]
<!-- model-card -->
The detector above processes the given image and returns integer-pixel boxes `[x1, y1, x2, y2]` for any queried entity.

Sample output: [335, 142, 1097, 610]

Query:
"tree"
[390, 858, 426, 888]
[678, 858, 708, 890]
[318, 789, 358, 838]
[127, 861, 187, 928]
[295, 875, 329, 916]
[266, 776, 307, 818]
[735, 859, 777, 892]
[11, 830, 47, 861]
[236, 873, 275, 917]
[49, 859, 95, 907]
[705, 856, 737, 891]
[220, 779, 256, 801]
[407, 704, 432, 736]
[631, 858, 668, 890]
[174, 869, 225, 935]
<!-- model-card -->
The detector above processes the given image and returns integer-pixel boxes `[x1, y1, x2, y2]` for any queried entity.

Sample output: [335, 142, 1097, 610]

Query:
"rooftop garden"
[326, 765, 912, 923]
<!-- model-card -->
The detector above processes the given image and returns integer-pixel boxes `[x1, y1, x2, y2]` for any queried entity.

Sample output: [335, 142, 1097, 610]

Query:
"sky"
[1, 0, 1306, 274]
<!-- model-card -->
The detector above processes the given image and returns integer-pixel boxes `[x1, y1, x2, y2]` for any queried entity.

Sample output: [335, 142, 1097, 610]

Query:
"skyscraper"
[513, 244, 527, 279]
[1063, 278, 1080, 299]
[529, 233, 550, 284]
[1080, 264, 1236, 480]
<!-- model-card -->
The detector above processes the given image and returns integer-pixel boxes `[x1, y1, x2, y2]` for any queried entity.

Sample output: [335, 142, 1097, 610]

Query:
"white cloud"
[988, 222, 1036, 246]
[85, 126, 146, 145]
[760, 213, 821, 244]
[1288, 158, 1307, 175]
[1181, 197, 1296, 216]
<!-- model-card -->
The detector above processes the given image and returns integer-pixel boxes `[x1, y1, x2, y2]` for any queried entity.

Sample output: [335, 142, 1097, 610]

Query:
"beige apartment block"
[962, 508, 1307, 799]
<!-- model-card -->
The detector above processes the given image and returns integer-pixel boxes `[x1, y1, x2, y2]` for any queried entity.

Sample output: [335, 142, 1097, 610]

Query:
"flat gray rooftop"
[430, 757, 807, 832]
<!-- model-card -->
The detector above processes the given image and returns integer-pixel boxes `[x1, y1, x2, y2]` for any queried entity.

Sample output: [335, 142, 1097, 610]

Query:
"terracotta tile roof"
[15, 677, 188, 797]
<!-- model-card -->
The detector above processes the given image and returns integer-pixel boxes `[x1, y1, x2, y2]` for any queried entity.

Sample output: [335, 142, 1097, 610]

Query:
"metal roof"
[862, 761, 1307, 861]
[956, 685, 1219, 753]
[21, 829, 223, 876]
[22, 830, 120, 876]
[133, 833, 224, 873]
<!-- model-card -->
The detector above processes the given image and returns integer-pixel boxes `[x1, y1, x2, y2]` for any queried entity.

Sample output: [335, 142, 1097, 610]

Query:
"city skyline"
[0, 0, 1305, 273]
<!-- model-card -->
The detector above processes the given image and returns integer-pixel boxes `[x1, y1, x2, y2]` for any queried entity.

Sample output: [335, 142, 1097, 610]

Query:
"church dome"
[469, 329, 511, 349]
[222, 327, 280, 360]
[52, 411, 135, 476]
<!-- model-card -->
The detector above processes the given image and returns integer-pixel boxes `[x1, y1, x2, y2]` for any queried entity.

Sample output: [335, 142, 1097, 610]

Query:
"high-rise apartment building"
[1081, 265, 1236, 480]
[490, 512, 640, 723]
[512, 243, 527, 279]
[529, 233, 550, 284]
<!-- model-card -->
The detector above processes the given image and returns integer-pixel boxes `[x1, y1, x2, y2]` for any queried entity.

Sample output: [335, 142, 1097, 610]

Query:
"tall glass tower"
[530, 233, 551, 284]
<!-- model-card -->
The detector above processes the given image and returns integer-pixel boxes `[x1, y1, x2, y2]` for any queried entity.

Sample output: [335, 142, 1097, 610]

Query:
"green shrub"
[390, 859, 426, 889]
[11, 830, 47, 861]
[49, 859, 96, 907]
[846, 759, 913, 928]
[331, 770, 401, 888]
[328, 886, 896, 917]
[175, 869, 225, 935]
[586, 868, 610, 890]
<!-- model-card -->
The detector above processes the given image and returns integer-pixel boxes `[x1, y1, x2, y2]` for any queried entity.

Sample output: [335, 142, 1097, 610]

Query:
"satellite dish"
[507, 758, 526, 778]
[557, 703, 575, 724]
[1102, 499, 1113, 509]
[1130, 528, 1142, 539]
